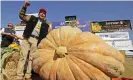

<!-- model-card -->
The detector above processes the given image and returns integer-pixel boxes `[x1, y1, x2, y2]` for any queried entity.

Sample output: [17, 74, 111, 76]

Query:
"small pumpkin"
[2, 51, 20, 80]
[33, 26, 124, 80]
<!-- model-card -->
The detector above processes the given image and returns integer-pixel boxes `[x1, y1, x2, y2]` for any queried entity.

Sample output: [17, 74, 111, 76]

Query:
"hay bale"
[2, 51, 20, 80]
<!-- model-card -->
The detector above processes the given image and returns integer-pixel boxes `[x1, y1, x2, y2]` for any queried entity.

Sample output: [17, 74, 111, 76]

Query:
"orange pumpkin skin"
[33, 26, 124, 80]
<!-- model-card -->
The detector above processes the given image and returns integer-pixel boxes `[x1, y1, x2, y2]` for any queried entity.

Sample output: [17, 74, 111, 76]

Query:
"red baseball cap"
[39, 8, 46, 14]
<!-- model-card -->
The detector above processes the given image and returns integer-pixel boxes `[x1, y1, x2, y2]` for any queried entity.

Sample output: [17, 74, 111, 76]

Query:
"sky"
[1, 1, 133, 39]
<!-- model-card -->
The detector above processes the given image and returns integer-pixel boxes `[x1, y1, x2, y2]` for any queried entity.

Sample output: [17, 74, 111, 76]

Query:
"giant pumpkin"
[33, 26, 125, 80]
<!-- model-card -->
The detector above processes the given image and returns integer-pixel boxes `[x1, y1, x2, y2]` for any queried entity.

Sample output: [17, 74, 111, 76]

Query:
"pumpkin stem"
[55, 46, 67, 58]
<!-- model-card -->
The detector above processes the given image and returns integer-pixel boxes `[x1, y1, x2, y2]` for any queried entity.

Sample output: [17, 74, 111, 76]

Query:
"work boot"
[15, 76, 25, 80]
[16, 79, 25, 80]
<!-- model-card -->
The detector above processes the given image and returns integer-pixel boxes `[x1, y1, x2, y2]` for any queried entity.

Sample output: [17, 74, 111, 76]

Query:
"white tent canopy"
[26, 13, 38, 17]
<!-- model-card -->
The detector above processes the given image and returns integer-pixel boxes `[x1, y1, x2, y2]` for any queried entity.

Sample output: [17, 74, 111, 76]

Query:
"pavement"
[120, 55, 133, 78]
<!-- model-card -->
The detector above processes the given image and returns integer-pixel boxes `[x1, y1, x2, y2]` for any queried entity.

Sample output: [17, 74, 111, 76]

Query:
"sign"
[16, 31, 23, 37]
[105, 41, 113, 46]
[15, 26, 26, 31]
[65, 16, 76, 21]
[114, 40, 133, 50]
[105, 40, 133, 50]
[91, 20, 132, 33]
[125, 50, 133, 55]
[95, 32, 130, 40]
[52, 21, 90, 32]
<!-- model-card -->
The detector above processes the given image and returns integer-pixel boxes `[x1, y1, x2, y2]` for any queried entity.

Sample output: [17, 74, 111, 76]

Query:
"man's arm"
[0, 28, 5, 35]
[1, 32, 16, 39]
[1, 28, 12, 36]
[1, 32, 12, 36]
[1, 29, 24, 40]
[19, 1, 31, 21]
[14, 35, 25, 40]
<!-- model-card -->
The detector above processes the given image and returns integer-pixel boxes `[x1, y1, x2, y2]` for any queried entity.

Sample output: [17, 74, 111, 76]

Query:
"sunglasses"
[8, 25, 13, 27]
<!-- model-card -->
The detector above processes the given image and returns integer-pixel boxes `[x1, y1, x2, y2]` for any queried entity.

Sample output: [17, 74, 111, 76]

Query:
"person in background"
[16, 1, 52, 80]
[1, 22, 16, 48]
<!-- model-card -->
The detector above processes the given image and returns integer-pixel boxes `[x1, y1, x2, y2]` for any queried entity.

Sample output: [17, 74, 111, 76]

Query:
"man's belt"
[31, 35, 39, 39]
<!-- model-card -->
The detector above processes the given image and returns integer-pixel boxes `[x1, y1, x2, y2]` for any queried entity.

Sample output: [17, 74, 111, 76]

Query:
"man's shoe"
[25, 78, 32, 80]
[16, 78, 25, 80]
[15, 76, 25, 80]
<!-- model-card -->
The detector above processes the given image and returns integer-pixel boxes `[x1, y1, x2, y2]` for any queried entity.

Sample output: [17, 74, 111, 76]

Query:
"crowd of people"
[1, 1, 52, 80]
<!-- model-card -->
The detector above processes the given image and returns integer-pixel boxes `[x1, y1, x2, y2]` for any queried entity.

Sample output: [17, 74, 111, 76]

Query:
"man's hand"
[14, 35, 25, 40]
[19, 0, 31, 21]
[24, 1, 30, 7]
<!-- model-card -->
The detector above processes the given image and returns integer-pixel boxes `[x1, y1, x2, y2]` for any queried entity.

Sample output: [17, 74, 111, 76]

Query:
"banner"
[95, 32, 130, 40]
[77, 21, 90, 32]
[91, 20, 132, 33]
[52, 21, 66, 29]
[52, 21, 90, 32]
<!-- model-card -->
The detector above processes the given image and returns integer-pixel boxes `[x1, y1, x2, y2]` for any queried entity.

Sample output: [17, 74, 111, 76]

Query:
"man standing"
[16, 1, 52, 80]
[1, 22, 16, 48]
